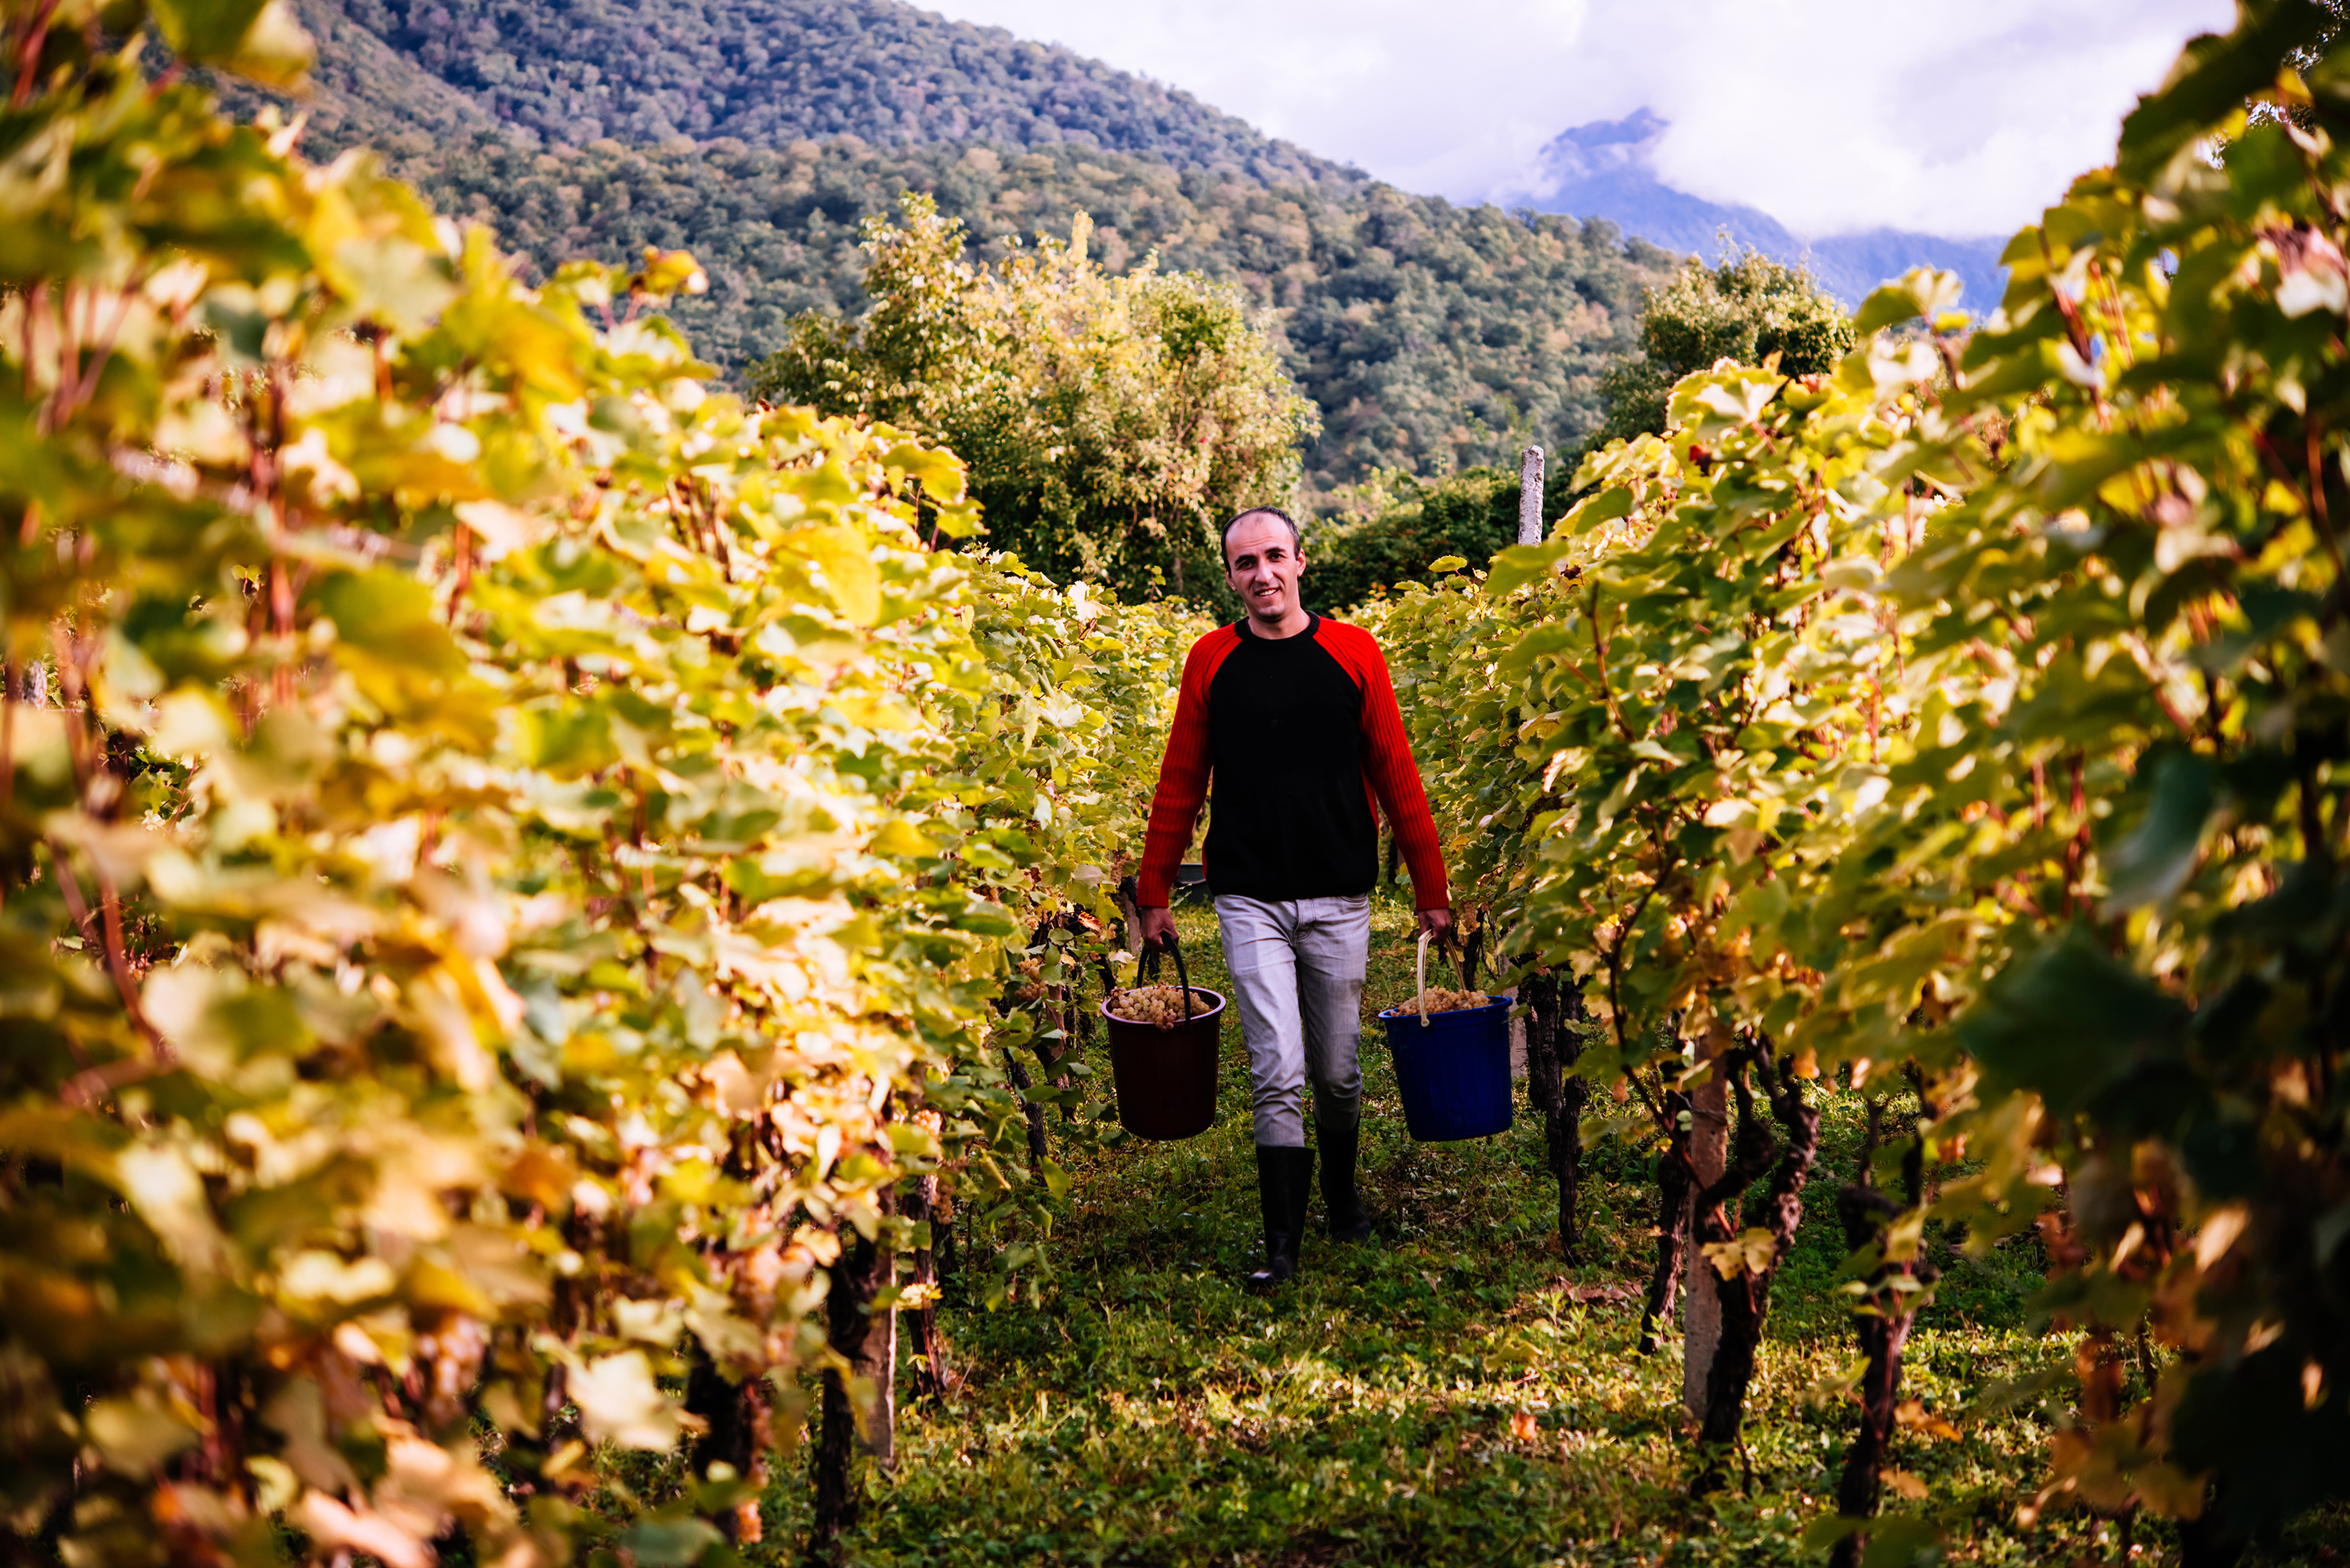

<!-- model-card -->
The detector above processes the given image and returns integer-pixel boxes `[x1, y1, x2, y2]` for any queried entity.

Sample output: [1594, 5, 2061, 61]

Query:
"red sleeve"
[1318, 622, 1450, 910]
[1136, 627, 1238, 907]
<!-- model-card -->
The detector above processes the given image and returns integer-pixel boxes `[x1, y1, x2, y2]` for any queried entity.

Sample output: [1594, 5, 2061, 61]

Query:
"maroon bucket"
[1098, 941, 1223, 1140]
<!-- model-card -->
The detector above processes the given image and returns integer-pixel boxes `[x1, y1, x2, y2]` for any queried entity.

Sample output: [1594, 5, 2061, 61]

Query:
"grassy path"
[751, 893, 2328, 1566]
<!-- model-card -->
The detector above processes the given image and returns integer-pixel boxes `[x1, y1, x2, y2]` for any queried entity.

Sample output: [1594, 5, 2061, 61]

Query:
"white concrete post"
[1517, 444, 1546, 546]
[1506, 444, 1546, 1082]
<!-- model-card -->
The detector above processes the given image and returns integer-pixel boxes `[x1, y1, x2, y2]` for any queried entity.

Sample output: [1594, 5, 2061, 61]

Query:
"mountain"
[300, 0, 1353, 183]
[1524, 109, 2008, 314]
[229, 0, 1678, 493]
[248, 0, 496, 144]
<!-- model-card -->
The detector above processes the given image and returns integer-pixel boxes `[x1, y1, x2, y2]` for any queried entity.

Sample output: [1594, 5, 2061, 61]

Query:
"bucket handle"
[1133, 932, 1198, 1021]
[1170, 939, 1196, 1021]
[1414, 930, 1431, 1028]
[1411, 930, 1472, 1026]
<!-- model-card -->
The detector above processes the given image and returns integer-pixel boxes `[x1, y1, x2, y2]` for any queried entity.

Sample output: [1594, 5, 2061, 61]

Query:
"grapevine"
[1369, 2, 2350, 1548]
[0, 5, 1188, 1556]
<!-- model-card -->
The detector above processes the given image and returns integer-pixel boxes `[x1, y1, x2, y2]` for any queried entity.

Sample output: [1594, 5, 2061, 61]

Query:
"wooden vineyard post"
[850, 1182, 898, 1469]
[1520, 972, 1587, 1259]
[1682, 1028, 1728, 1422]
[1638, 1084, 1694, 1356]
[811, 1184, 898, 1562]
[854, 1285, 898, 1468]
[906, 1170, 951, 1400]
[685, 1346, 768, 1544]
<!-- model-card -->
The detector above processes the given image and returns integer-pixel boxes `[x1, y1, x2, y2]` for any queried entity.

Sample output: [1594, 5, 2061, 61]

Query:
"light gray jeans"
[1215, 893, 1371, 1148]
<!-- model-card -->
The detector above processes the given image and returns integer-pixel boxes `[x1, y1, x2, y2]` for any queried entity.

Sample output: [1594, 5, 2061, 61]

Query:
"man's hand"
[1415, 907, 1454, 941]
[1137, 906, 1178, 952]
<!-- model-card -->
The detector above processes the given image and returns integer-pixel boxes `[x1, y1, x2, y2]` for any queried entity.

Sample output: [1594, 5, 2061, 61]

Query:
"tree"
[1595, 246, 1854, 443]
[753, 191, 987, 435]
[1300, 463, 1584, 612]
[753, 193, 1318, 603]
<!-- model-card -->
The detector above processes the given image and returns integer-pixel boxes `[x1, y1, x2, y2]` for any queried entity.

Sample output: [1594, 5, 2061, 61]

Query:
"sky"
[923, 0, 2238, 239]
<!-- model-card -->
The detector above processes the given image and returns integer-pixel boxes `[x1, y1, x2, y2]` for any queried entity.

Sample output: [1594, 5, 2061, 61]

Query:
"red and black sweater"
[1136, 615, 1449, 910]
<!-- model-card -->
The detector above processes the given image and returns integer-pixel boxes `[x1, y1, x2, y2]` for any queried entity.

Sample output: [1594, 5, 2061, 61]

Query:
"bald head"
[1220, 507, 1299, 568]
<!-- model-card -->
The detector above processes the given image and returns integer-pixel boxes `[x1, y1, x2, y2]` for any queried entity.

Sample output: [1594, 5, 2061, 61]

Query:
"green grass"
[750, 892, 2347, 1566]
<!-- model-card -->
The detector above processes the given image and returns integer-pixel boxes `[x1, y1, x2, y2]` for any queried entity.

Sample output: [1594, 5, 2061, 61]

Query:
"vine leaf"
[2102, 752, 2218, 914]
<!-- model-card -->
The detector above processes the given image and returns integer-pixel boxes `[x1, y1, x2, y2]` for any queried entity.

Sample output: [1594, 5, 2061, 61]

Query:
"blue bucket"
[1381, 998, 1514, 1141]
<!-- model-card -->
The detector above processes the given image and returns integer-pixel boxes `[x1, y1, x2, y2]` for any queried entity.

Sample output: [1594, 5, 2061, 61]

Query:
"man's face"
[1223, 513, 1306, 626]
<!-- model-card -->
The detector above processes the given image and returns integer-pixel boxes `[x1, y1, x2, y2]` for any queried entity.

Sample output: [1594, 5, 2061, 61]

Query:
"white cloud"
[923, 0, 2237, 238]
[1600, 0, 2236, 236]
[930, 0, 1589, 192]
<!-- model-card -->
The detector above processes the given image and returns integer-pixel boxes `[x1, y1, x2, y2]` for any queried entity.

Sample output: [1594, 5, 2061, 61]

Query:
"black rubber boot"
[1318, 1113, 1376, 1243]
[1246, 1144, 1314, 1291]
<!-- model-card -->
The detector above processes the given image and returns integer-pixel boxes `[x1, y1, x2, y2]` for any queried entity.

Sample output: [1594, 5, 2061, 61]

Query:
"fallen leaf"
[1882, 1468, 1930, 1500]
[1894, 1399, 1961, 1440]
[1563, 1281, 1639, 1305]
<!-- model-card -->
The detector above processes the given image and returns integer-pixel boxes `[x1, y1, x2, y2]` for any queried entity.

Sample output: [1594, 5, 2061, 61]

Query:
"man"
[1136, 507, 1452, 1290]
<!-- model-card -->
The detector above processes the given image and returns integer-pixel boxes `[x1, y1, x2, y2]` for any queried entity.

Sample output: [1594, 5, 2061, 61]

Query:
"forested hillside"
[310, 0, 1347, 179]
[230, 0, 1677, 491]
[401, 134, 1668, 489]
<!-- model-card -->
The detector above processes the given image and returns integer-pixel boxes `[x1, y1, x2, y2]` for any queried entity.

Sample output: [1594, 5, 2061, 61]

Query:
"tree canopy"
[1595, 247, 1855, 442]
[1300, 464, 1585, 612]
[754, 194, 1318, 603]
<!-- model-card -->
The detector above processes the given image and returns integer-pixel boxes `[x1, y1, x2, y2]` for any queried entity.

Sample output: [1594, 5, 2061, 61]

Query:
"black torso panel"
[1201, 618, 1379, 900]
